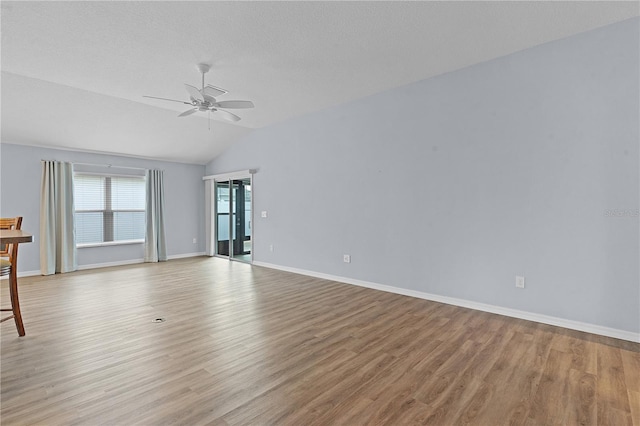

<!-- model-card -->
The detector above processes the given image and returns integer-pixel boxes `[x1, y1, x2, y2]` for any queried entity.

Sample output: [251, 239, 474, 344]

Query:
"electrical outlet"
[261, 211, 268, 218]
[343, 254, 351, 263]
[192, 238, 197, 244]
[516, 276, 525, 289]
[269, 244, 274, 252]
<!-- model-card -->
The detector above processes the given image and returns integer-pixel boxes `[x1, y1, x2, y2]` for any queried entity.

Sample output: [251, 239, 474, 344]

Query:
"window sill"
[77, 240, 144, 249]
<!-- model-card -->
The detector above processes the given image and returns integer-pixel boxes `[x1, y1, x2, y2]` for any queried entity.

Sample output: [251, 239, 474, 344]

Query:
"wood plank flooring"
[1, 257, 638, 425]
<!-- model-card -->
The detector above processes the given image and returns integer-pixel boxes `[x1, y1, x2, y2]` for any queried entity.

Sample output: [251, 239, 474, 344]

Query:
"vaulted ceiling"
[2, 1, 638, 164]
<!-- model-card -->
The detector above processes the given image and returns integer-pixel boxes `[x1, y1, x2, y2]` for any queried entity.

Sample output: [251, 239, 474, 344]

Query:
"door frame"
[203, 170, 254, 262]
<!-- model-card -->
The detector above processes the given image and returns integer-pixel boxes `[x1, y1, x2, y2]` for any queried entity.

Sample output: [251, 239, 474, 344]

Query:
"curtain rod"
[73, 161, 148, 171]
[42, 160, 159, 172]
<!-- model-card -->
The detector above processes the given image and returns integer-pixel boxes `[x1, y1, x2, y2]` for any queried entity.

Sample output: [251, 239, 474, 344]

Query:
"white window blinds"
[74, 174, 146, 245]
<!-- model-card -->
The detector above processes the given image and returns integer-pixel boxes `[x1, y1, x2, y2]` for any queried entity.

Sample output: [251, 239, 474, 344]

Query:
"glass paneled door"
[214, 177, 252, 262]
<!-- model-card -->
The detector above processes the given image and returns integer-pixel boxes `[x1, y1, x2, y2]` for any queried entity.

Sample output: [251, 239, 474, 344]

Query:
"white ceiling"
[2, 1, 638, 164]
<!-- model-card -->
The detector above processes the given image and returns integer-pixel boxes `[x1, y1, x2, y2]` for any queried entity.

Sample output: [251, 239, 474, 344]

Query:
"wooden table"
[0, 230, 33, 244]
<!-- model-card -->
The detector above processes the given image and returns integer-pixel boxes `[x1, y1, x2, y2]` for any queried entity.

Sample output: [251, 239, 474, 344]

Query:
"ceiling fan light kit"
[143, 63, 254, 126]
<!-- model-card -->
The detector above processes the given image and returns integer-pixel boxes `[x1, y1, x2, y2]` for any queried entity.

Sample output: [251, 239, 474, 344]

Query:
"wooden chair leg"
[8, 268, 25, 336]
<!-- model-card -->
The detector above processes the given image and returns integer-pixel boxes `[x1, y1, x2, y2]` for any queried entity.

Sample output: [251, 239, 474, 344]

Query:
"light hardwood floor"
[1, 257, 639, 425]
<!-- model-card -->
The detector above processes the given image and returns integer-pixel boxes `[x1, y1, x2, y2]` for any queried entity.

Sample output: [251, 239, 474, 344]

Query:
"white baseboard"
[3, 252, 207, 278]
[167, 252, 206, 260]
[2, 270, 42, 279]
[77, 252, 206, 270]
[253, 261, 640, 343]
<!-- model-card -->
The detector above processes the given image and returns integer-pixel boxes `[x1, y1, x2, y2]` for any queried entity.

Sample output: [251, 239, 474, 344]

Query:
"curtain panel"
[40, 161, 77, 275]
[144, 169, 167, 262]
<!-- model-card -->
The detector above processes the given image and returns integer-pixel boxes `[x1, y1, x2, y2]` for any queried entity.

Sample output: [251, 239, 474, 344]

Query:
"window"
[74, 174, 146, 246]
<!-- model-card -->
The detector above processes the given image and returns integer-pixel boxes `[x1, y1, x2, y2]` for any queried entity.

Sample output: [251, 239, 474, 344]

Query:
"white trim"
[204, 180, 214, 256]
[203, 169, 255, 181]
[1, 270, 42, 279]
[167, 252, 206, 260]
[76, 252, 205, 270]
[77, 239, 144, 249]
[252, 261, 640, 343]
[2, 252, 209, 277]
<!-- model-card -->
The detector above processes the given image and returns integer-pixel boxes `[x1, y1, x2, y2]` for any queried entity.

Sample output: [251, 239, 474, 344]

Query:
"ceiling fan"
[143, 63, 254, 126]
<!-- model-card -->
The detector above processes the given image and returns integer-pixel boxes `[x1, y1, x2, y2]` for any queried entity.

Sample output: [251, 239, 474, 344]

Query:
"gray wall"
[207, 18, 640, 333]
[0, 143, 205, 272]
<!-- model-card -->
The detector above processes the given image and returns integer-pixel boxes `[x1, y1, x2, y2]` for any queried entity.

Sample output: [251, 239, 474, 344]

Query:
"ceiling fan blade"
[204, 85, 228, 98]
[213, 100, 254, 109]
[213, 109, 241, 122]
[184, 84, 204, 102]
[143, 95, 191, 105]
[178, 108, 198, 117]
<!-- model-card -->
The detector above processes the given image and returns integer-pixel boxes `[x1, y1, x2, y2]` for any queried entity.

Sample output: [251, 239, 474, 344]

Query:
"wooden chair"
[1, 217, 25, 336]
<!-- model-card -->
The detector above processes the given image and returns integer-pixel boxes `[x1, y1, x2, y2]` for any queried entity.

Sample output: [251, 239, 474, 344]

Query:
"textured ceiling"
[2, 1, 638, 164]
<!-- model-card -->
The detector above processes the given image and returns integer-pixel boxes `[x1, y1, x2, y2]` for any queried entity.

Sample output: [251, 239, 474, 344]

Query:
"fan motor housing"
[197, 63, 211, 74]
